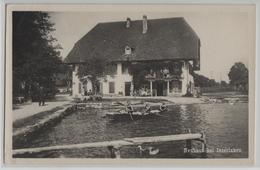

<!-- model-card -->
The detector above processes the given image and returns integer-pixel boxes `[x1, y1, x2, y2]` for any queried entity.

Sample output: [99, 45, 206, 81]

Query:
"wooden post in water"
[150, 81, 153, 96]
[201, 132, 207, 152]
[186, 140, 192, 149]
[185, 129, 192, 150]
[201, 132, 207, 157]
[107, 145, 121, 158]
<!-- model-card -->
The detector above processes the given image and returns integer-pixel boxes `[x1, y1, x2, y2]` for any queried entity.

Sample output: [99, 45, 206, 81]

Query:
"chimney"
[126, 17, 131, 28]
[142, 15, 148, 34]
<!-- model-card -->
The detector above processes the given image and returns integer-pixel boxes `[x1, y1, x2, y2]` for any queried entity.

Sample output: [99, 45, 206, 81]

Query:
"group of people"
[125, 101, 168, 115]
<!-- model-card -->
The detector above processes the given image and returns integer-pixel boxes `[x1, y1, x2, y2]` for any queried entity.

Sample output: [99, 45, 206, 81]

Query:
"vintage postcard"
[4, 4, 256, 166]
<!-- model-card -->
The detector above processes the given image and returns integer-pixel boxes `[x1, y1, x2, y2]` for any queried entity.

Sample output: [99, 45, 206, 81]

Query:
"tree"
[128, 63, 149, 90]
[228, 62, 248, 92]
[77, 58, 109, 94]
[13, 12, 62, 100]
[193, 73, 218, 87]
[55, 63, 73, 90]
[220, 80, 228, 87]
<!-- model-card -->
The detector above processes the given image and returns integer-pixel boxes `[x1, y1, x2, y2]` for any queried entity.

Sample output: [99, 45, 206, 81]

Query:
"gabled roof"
[64, 17, 200, 64]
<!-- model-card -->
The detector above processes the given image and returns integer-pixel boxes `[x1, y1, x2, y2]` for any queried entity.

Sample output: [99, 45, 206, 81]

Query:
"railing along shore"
[13, 132, 207, 158]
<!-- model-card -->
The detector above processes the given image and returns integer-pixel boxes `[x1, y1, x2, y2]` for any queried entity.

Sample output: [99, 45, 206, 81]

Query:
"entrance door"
[157, 81, 164, 96]
[96, 82, 103, 94]
[125, 82, 131, 96]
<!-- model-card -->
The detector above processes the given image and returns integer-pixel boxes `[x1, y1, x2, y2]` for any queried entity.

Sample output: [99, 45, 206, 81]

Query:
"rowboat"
[105, 109, 167, 121]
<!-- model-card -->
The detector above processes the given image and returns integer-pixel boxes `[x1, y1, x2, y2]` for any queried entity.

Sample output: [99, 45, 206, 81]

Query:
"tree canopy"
[228, 62, 248, 92]
[13, 12, 62, 99]
[193, 72, 219, 87]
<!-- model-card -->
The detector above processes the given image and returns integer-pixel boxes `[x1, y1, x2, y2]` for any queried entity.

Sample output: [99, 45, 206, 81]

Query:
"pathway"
[13, 94, 72, 122]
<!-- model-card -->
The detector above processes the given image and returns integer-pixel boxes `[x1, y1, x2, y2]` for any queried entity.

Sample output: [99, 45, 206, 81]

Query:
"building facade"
[65, 16, 200, 97]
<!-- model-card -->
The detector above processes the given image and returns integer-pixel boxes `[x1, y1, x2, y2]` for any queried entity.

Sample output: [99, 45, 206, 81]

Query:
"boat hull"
[105, 110, 166, 121]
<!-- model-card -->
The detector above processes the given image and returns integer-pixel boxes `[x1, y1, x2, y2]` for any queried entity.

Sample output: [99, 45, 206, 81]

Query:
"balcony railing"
[145, 72, 182, 81]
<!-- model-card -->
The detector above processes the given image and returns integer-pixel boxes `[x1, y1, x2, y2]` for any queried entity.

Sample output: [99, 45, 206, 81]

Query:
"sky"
[49, 9, 251, 82]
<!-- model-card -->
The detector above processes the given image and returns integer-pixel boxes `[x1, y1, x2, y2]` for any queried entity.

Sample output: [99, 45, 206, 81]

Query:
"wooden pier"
[13, 132, 206, 158]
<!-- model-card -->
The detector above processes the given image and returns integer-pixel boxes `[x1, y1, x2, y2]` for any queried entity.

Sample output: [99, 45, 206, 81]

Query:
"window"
[170, 62, 182, 75]
[105, 64, 117, 75]
[122, 63, 129, 74]
[109, 82, 115, 93]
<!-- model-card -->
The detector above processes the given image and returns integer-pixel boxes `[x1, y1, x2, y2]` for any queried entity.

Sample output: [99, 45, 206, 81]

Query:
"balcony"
[145, 71, 182, 81]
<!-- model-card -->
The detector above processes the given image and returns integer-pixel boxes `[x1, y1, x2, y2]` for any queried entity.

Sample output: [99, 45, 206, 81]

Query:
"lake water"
[14, 102, 248, 158]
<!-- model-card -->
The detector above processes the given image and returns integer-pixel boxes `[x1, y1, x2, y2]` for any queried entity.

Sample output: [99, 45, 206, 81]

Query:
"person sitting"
[126, 101, 134, 114]
[87, 89, 93, 96]
[144, 103, 151, 113]
[159, 102, 167, 112]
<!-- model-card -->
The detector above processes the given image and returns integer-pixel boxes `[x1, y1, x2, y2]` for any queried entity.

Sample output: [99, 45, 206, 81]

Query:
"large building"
[64, 16, 200, 97]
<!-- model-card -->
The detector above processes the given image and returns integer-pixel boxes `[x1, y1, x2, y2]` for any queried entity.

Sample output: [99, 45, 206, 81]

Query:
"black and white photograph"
[4, 4, 256, 166]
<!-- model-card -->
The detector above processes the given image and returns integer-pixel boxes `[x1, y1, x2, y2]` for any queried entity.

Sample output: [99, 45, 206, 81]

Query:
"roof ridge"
[98, 17, 185, 24]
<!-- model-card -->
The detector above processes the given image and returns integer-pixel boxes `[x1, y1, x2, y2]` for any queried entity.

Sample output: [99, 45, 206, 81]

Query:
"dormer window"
[125, 46, 131, 54]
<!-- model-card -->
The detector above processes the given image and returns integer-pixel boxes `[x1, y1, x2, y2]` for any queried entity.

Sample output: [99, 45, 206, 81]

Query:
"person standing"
[38, 86, 45, 106]
[126, 101, 134, 120]
[126, 101, 134, 113]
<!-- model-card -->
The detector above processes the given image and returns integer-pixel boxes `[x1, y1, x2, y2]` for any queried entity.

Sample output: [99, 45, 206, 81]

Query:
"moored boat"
[105, 109, 167, 121]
